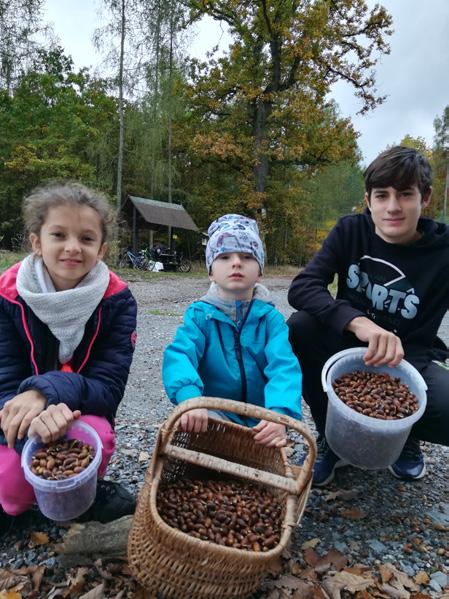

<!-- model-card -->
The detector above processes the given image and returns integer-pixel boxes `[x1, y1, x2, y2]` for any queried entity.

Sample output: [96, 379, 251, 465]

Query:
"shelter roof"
[126, 196, 198, 231]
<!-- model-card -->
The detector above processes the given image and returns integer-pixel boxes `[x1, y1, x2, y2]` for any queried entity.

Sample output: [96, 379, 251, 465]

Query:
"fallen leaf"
[289, 561, 303, 576]
[432, 522, 449, 532]
[31, 566, 45, 592]
[314, 548, 348, 574]
[30, 531, 49, 546]
[0, 593, 23, 599]
[380, 564, 418, 592]
[379, 565, 394, 584]
[410, 594, 433, 599]
[298, 566, 318, 582]
[414, 572, 429, 585]
[340, 507, 367, 520]
[303, 547, 319, 566]
[324, 489, 360, 502]
[322, 570, 375, 599]
[275, 574, 311, 591]
[0, 571, 30, 594]
[302, 537, 321, 550]
[380, 582, 410, 598]
[138, 451, 150, 462]
[79, 583, 105, 599]
[289, 580, 318, 598]
[345, 565, 372, 576]
[66, 567, 89, 596]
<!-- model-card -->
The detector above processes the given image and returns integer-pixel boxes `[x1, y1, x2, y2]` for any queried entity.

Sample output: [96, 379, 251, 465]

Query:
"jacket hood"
[200, 282, 272, 323]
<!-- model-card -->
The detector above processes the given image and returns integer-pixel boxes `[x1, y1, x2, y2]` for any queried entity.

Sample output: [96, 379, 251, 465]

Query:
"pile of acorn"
[30, 438, 94, 480]
[157, 478, 283, 551]
[332, 370, 419, 419]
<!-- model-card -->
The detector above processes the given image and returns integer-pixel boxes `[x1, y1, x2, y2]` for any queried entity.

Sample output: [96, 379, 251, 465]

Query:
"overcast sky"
[43, 0, 449, 166]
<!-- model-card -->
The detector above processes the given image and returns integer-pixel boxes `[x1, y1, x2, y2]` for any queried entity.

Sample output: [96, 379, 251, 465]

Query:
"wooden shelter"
[122, 195, 198, 251]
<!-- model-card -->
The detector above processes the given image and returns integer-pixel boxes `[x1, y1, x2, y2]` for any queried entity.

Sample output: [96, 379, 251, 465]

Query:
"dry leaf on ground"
[414, 572, 429, 585]
[31, 566, 45, 592]
[303, 547, 320, 566]
[314, 548, 348, 574]
[274, 573, 316, 591]
[79, 583, 105, 599]
[0, 593, 23, 599]
[302, 537, 321, 550]
[380, 564, 418, 592]
[30, 532, 49, 546]
[0, 570, 30, 595]
[322, 570, 375, 599]
[340, 507, 367, 520]
[380, 582, 410, 598]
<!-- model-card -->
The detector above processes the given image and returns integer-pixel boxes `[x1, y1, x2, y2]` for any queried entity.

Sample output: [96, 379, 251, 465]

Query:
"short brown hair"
[364, 146, 432, 200]
[23, 182, 114, 243]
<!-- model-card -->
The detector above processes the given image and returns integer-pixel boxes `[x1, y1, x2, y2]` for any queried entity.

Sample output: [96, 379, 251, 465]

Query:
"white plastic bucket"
[21, 420, 102, 521]
[321, 348, 427, 469]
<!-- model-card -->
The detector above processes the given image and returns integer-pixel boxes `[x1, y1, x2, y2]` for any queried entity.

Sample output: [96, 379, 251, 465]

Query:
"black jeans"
[287, 311, 449, 446]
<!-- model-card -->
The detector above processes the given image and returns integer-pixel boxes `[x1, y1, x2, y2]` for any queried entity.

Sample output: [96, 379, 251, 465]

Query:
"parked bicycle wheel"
[118, 251, 131, 269]
[178, 258, 191, 273]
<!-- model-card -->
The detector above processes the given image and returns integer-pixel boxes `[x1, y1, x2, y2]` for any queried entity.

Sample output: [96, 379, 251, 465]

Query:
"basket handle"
[160, 397, 316, 496]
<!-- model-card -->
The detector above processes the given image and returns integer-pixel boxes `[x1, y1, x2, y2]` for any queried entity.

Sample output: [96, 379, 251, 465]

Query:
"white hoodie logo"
[346, 256, 419, 319]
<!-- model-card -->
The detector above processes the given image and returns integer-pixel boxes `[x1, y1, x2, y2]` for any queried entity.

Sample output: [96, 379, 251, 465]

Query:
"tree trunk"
[167, 0, 174, 249]
[116, 0, 126, 214]
[57, 516, 133, 567]
[253, 98, 272, 196]
[150, 0, 162, 200]
[444, 155, 449, 222]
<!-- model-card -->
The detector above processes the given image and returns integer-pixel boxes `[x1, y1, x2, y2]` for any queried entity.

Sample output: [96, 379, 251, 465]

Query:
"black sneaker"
[77, 480, 136, 524]
[388, 437, 426, 481]
[0, 508, 14, 535]
[313, 436, 348, 487]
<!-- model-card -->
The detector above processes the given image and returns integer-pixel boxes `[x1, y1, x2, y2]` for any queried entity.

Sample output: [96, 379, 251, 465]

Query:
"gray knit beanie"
[205, 214, 264, 273]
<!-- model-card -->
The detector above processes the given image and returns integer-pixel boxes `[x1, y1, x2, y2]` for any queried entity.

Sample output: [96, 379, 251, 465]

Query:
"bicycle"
[118, 248, 150, 270]
[149, 246, 191, 272]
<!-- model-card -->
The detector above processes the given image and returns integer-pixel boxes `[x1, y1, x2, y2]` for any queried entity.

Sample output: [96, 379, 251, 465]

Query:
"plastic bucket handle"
[321, 346, 428, 394]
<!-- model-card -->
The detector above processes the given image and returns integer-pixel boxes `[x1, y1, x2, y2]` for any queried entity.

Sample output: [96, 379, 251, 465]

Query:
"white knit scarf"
[16, 254, 110, 364]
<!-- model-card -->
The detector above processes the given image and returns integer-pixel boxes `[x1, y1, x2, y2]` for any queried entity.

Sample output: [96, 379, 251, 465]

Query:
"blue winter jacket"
[0, 262, 137, 451]
[163, 295, 302, 426]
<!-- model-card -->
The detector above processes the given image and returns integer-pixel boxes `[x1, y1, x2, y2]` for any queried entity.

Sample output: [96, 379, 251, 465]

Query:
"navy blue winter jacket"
[0, 262, 137, 450]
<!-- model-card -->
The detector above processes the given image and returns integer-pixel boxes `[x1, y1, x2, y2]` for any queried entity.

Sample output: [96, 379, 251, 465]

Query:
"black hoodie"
[288, 211, 449, 367]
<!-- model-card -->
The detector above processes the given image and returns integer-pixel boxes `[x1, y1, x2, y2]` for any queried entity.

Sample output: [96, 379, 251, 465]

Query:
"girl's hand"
[180, 408, 208, 433]
[0, 390, 46, 448]
[28, 404, 81, 444]
[253, 420, 287, 447]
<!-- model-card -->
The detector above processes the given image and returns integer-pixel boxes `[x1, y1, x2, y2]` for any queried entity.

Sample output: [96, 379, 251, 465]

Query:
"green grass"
[0, 250, 305, 281]
[0, 250, 26, 272]
[147, 309, 183, 316]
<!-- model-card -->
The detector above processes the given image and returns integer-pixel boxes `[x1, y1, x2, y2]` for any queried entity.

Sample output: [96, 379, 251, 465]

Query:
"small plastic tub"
[321, 348, 427, 469]
[21, 420, 103, 521]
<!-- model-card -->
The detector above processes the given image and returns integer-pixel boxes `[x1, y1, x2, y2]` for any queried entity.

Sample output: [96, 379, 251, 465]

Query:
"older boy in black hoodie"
[288, 146, 449, 486]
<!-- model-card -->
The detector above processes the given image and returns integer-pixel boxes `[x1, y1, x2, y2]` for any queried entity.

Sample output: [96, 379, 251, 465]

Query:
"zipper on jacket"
[233, 330, 247, 403]
[233, 299, 254, 404]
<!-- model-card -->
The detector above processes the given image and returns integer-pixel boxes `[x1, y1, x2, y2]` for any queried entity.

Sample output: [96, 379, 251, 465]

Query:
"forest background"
[0, 0, 448, 266]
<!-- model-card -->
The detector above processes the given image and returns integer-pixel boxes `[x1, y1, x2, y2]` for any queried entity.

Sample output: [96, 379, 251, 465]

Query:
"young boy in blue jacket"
[163, 214, 302, 447]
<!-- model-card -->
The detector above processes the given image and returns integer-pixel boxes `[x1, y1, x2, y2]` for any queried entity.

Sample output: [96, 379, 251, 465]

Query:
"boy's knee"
[287, 310, 320, 337]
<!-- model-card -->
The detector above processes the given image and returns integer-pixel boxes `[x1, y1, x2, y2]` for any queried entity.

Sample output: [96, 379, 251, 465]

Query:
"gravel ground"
[1, 274, 448, 597]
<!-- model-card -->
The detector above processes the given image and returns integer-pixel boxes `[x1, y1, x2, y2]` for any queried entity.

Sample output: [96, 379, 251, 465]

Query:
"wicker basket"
[128, 397, 316, 599]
